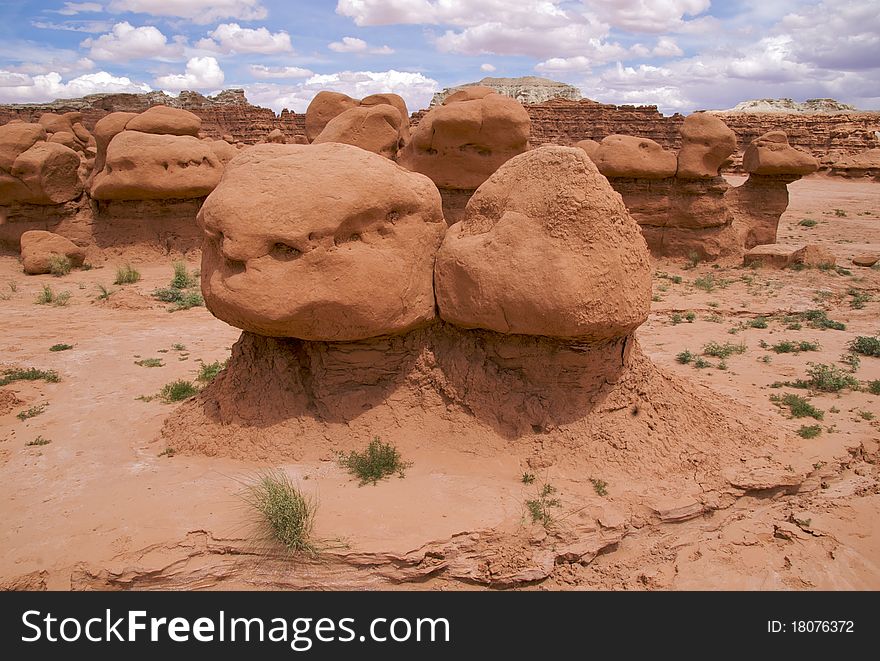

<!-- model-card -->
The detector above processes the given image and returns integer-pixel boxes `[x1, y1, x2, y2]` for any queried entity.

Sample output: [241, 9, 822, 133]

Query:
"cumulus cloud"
[196, 23, 293, 54]
[81, 21, 181, 60]
[107, 0, 267, 24]
[0, 70, 151, 103]
[480, 63, 496, 72]
[154, 56, 224, 91]
[328, 36, 395, 55]
[590, 0, 711, 33]
[652, 37, 683, 57]
[249, 64, 314, 79]
[244, 69, 438, 113]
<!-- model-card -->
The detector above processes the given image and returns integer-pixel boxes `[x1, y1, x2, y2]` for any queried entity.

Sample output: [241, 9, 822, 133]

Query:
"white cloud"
[54, 2, 104, 15]
[81, 21, 181, 60]
[435, 23, 621, 58]
[590, 0, 711, 33]
[653, 37, 683, 57]
[155, 56, 224, 91]
[196, 23, 293, 54]
[0, 70, 151, 103]
[249, 64, 314, 79]
[107, 0, 267, 24]
[5, 56, 96, 76]
[480, 63, 496, 72]
[244, 69, 438, 113]
[328, 36, 395, 55]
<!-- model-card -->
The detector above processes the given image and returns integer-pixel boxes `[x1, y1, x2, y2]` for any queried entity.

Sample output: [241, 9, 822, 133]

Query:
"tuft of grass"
[694, 357, 711, 369]
[859, 410, 875, 421]
[805, 363, 859, 392]
[703, 341, 747, 359]
[590, 478, 608, 497]
[35, 285, 71, 306]
[798, 309, 845, 331]
[152, 287, 183, 303]
[684, 311, 696, 323]
[771, 340, 820, 354]
[171, 343, 187, 352]
[0, 367, 60, 386]
[670, 312, 682, 325]
[797, 424, 822, 439]
[684, 251, 700, 270]
[526, 483, 561, 526]
[748, 316, 769, 329]
[159, 379, 199, 403]
[114, 264, 140, 285]
[135, 358, 164, 368]
[771, 393, 824, 420]
[49, 343, 73, 352]
[521, 472, 536, 484]
[170, 261, 198, 289]
[694, 274, 719, 291]
[158, 447, 176, 457]
[848, 288, 871, 309]
[26, 435, 51, 447]
[676, 349, 694, 364]
[840, 353, 860, 373]
[16, 403, 47, 421]
[171, 290, 203, 311]
[197, 359, 228, 382]
[799, 219, 818, 227]
[339, 437, 410, 486]
[868, 380, 880, 395]
[243, 470, 317, 556]
[849, 336, 880, 357]
[96, 284, 114, 300]
[48, 255, 72, 277]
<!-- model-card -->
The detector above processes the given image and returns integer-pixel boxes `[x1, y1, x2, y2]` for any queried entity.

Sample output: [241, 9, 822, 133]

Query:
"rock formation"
[398, 86, 530, 222]
[19, 229, 85, 274]
[676, 113, 737, 179]
[743, 243, 835, 269]
[431, 77, 582, 106]
[305, 91, 409, 156]
[590, 135, 677, 179]
[0, 121, 83, 205]
[725, 98, 859, 113]
[199, 143, 445, 340]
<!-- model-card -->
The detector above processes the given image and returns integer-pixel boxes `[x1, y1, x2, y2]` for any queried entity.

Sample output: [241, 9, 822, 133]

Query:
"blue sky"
[0, 1, 877, 114]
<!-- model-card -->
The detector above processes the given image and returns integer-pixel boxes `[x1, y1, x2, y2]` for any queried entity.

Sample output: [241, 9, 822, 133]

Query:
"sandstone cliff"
[431, 76, 582, 106]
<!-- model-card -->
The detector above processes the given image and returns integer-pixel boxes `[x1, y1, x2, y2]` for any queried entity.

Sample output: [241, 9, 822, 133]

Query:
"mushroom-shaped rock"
[398, 87, 530, 190]
[575, 139, 600, 161]
[591, 135, 677, 179]
[20, 230, 85, 274]
[361, 93, 410, 141]
[743, 131, 818, 176]
[92, 111, 137, 175]
[304, 91, 359, 142]
[91, 131, 222, 200]
[199, 142, 446, 340]
[125, 106, 201, 137]
[313, 105, 404, 159]
[0, 122, 47, 171]
[11, 142, 83, 204]
[434, 146, 651, 339]
[677, 113, 737, 178]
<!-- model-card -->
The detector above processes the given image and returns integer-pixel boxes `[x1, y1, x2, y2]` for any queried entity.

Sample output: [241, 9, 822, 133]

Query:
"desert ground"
[1, 174, 878, 591]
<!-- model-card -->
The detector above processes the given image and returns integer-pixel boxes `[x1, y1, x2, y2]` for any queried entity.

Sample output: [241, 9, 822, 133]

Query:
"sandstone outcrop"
[743, 131, 818, 175]
[199, 143, 445, 340]
[590, 135, 677, 179]
[432, 76, 582, 106]
[676, 112, 737, 178]
[19, 229, 85, 274]
[313, 104, 405, 159]
[124, 106, 201, 136]
[0, 122, 82, 205]
[435, 146, 650, 339]
[852, 253, 879, 267]
[743, 244, 836, 269]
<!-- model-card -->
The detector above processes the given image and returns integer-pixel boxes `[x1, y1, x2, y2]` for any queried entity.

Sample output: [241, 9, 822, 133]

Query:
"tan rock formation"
[743, 131, 819, 175]
[743, 244, 836, 269]
[676, 112, 737, 178]
[199, 143, 445, 340]
[19, 229, 85, 274]
[125, 105, 201, 136]
[591, 134, 677, 179]
[313, 104, 404, 159]
[304, 91, 360, 142]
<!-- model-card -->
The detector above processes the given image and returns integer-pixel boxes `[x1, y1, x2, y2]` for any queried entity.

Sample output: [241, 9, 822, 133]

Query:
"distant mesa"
[431, 76, 582, 106]
[720, 98, 859, 114]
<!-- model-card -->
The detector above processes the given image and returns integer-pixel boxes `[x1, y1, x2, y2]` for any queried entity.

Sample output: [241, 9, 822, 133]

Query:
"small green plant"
[771, 340, 820, 354]
[114, 264, 141, 285]
[798, 309, 845, 331]
[670, 313, 682, 325]
[590, 478, 608, 497]
[0, 368, 60, 386]
[798, 219, 818, 228]
[848, 288, 871, 309]
[703, 341, 747, 359]
[26, 435, 52, 447]
[805, 363, 859, 392]
[717, 360, 728, 370]
[684, 251, 700, 270]
[859, 410, 875, 421]
[684, 311, 696, 323]
[96, 284, 114, 300]
[158, 447, 177, 457]
[170, 261, 198, 289]
[171, 343, 187, 351]
[797, 424, 822, 439]
[694, 357, 711, 369]
[135, 358, 164, 368]
[243, 470, 317, 556]
[840, 353, 860, 372]
[339, 437, 410, 486]
[153, 287, 183, 302]
[760, 355, 772, 364]
[676, 349, 694, 364]
[171, 290, 204, 311]
[159, 379, 199, 403]
[16, 403, 47, 421]
[694, 274, 718, 292]
[197, 359, 228, 382]
[49, 343, 73, 352]
[521, 472, 536, 485]
[771, 393, 824, 420]
[35, 285, 68, 305]
[834, 208, 847, 217]
[748, 316, 768, 329]
[48, 255, 72, 277]
[835, 266, 852, 276]
[526, 483, 561, 526]
[786, 322, 802, 331]
[849, 336, 880, 357]
[868, 380, 880, 395]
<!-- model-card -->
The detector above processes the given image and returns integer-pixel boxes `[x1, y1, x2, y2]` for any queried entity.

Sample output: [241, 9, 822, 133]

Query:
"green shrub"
[243, 470, 316, 555]
[171, 261, 198, 289]
[849, 336, 880, 357]
[171, 291, 203, 311]
[798, 219, 818, 227]
[135, 358, 164, 368]
[339, 437, 410, 486]
[805, 363, 859, 392]
[798, 309, 845, 330]
[868, 380, 880, 395]
[17, 404, 47, 421]
[703, 341, 747, 359]
[114, 264, 140, 285]
[197, 359, 228, 382]
[748, 316, 769, 329]
[771, 340, 820, 354]
[770, 393, 824, 420]
[526, 483, 561, 526]
[848, 288, 871, 309]
[797, 425, 822, 439]
[159, 379, 199, 403]
[49, 343, 73, 352]
[48, 255, 72, 276]
[676, 349, 694, 364]
[26, 436, 51, 447]
[0, 368, 60, 386]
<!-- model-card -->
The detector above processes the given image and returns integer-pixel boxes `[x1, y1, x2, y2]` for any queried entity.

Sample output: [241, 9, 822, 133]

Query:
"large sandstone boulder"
[676, 113, 737, 178]
[304, 91, 360, 142]
[313, 104, 404, 159]
[92, 111, 138, 175]
[10, 142, 83, 204]
[20, 230, 85, 274]
[743, 131, 818, 176]
[38, 112, 81, 135]
[591, 135, 677, 179]
[361, 93, 411, 141]
[125, 106, 201, 137]
[398, 87, 530, 190]
[743, 244, 835, 269]
[434, 146, 651, 339]
[575, 139, 600, 161]
[0, 123, 47, 171]
[199, 142, 446, 340]
[91, 131, 223, 200]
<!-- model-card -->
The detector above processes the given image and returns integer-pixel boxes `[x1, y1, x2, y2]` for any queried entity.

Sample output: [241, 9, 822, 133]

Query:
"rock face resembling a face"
[199, 142, 446, 341]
